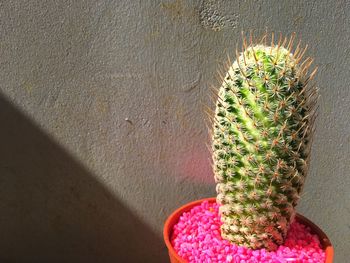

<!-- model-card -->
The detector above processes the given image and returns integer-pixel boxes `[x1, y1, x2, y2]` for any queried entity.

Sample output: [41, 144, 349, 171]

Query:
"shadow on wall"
[0, 94, 167, 263]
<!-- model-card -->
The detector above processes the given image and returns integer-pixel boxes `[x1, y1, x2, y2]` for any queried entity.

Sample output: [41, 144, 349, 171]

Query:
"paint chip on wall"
[199, 0, 238, 31]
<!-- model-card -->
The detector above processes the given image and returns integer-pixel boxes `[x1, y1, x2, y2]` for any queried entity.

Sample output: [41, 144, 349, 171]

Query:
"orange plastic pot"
[164, 197, 333, 263]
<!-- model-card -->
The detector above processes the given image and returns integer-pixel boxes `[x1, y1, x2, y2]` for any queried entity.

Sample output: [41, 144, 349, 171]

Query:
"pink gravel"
[171, 201, 325, 263]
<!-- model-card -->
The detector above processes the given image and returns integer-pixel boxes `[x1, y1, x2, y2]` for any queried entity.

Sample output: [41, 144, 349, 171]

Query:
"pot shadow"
[0, 94, 167, 262]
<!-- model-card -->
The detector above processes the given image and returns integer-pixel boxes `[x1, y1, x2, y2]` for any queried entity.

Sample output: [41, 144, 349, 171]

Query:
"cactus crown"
[209, 33, 318, 250]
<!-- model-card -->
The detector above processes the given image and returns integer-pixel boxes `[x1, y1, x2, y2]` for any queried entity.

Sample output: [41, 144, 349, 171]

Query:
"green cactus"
[210, 33, 318, 250]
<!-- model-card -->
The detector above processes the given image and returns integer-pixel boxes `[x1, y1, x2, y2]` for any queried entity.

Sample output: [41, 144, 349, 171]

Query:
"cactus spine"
[211, 33, 318, 250]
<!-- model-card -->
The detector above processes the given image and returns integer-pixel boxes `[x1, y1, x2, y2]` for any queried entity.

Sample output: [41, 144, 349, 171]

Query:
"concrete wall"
[0, 1, 348, 262]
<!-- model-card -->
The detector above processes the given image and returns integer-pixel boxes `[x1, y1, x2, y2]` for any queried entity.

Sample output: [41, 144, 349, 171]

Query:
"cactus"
[210, 33, 318, 250]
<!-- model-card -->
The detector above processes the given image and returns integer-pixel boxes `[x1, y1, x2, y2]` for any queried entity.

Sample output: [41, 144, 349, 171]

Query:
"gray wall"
[0, 0, 348, 262]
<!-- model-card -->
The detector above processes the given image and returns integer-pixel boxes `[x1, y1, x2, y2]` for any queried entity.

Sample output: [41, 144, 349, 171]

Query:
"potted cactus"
[164, 33, 333, 263]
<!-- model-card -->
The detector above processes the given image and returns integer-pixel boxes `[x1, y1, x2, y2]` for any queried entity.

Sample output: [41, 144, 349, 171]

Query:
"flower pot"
[164, 198, 333, 263]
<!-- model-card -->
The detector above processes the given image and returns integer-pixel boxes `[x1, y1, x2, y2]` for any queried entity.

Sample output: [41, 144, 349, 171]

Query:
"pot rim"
[163, 197, 334, 263]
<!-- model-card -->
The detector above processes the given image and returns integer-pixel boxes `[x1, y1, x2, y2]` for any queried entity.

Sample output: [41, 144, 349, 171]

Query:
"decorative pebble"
[171, 201, 325, 263]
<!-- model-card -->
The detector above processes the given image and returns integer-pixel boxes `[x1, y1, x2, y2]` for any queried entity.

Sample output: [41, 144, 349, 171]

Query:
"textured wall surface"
[0, 0, 349, 262]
